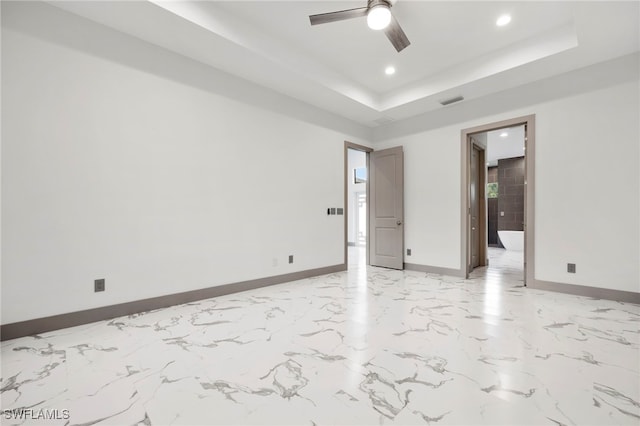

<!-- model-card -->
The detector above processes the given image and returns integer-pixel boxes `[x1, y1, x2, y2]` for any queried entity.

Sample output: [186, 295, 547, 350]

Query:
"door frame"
[344, 141, 373, 268]
[469, 137, 487, 270]
[460, 115, 535, 284]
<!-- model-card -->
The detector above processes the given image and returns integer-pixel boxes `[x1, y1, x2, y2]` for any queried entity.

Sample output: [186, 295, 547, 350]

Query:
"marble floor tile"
[2, 248, 639, 425]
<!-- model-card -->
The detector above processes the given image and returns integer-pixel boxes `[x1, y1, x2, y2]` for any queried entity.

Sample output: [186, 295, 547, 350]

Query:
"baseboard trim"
[1, 264, 346, 341]
[529, 279, 640, 304]
[404, 263, 465, 278]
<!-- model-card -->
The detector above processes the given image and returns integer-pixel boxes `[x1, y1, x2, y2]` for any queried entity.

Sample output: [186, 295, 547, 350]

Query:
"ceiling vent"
[440, 95, 464, 106]
[373, 116, 395, 125]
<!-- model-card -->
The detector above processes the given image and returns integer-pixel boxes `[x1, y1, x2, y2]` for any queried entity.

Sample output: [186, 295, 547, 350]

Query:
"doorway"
[344, 142, 405, 271]
[461, 115, 535, 285]
[345, 143, 372, 269]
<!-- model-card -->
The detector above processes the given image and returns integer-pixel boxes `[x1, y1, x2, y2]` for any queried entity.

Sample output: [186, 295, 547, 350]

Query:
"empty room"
[1, 1, 639, 425]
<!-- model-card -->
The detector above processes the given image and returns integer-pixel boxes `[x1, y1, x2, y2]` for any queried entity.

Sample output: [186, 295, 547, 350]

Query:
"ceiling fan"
[309, 0, 411, 52]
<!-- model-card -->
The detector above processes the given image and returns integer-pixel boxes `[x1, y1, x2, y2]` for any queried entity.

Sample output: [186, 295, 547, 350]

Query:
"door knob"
[397, 220, 402, 226]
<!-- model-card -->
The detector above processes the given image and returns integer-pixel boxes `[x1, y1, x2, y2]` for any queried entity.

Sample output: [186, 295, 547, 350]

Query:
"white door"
[369, 146, 404, 269]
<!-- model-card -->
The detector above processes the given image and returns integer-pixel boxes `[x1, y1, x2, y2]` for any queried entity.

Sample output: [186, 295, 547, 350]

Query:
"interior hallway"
[1, 250, 638, 425]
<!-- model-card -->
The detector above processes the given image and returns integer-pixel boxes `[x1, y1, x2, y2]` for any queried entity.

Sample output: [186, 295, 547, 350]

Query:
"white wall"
[347, 149, 366, 244]
[376, 128, 462, 269]
[376, 79, 640, 293]
[1, 3, 368, 324]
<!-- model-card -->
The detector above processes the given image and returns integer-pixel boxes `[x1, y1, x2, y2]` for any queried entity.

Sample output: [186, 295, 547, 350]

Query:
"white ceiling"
[483, 125, 525, 167]
[215, 1, 576, 93]
[50, 1, 640, 128]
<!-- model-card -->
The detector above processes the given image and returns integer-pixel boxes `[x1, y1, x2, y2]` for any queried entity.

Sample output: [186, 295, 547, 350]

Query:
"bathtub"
[498, 230, 524, 251]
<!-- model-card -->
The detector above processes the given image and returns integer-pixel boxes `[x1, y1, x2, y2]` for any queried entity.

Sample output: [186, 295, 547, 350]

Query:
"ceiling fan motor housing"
[368, 0, 392, 10]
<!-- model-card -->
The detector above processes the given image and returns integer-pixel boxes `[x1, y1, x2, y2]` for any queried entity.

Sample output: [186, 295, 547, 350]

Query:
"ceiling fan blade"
[384, 13, 410, 52]
[309, 7, 368, 25]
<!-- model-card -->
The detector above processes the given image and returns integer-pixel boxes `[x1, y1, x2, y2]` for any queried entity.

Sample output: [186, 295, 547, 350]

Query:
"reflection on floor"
[487, 246, 524, 270]
[2, 247, 639, 425]
[471, 246, 525, 285]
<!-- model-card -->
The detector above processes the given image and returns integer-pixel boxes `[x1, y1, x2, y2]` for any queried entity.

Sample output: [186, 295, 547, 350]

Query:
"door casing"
[469, 139, 487, 270]
[460, 115, 535, 284]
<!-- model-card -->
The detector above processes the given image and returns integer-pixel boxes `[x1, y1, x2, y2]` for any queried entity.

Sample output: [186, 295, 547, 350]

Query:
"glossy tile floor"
[2, 247, 639, 425]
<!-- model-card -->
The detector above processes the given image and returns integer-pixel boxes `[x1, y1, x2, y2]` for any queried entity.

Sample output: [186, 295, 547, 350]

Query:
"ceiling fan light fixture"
[308, 0, 410, 52]
[367, 4, 391, 30]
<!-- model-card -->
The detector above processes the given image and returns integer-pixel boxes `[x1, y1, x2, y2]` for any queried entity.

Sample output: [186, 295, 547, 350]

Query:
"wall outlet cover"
[94, 278, 105, 292]
[567, 263, 576, 273]
[407, 249, 412, 256]
[288, 255, 294, 264]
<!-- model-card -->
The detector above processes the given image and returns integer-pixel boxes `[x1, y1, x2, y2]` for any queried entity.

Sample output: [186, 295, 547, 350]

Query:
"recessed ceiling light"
[500, 132, 509, 137]
[385, 66, 396, 75]
[496, 14, 511, 27]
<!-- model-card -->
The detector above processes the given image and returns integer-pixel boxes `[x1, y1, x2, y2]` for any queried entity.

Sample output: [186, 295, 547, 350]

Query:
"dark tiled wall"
[487, 167, 498, 184]
[498, 156, 525, 231]
[487, 167, 499, 246]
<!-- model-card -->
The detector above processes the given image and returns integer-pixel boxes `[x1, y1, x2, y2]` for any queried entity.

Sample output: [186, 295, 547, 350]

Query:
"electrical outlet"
[289, 255, 294, 264]
[567, 263, 576, 273]
[330, 208, 336, 215]
[407, 249, 412, 256]
[337, 208, 344, 215]
[94, 278, 105, 292]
